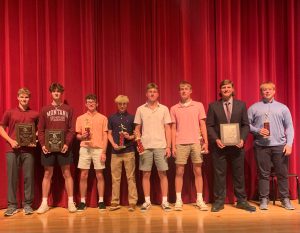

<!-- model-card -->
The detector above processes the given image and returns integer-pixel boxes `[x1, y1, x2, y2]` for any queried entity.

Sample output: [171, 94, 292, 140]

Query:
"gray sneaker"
[23, 205, 34, 215]
[4, 207, 18, 217]
[259, 198, 269, 210]
[281, 198, 295, 210]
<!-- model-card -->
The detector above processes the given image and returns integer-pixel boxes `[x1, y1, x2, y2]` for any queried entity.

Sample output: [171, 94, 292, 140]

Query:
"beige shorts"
[139, 148, 168, 171]
[78, 147, 105, 170]
[175, 144, 203, 165]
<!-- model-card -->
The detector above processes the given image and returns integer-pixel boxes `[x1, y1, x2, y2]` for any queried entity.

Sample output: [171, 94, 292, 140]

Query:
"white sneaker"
[196, 200, 208, 211]
[140, 202, 151, 212]
[37, 203, 49, 214]
[68, 202, 77, 213]
[174, 200, 183, 211]
[161, 201, 172, 212]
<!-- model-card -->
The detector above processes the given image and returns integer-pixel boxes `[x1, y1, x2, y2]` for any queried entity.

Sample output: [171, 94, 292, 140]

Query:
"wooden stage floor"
[0, 201, 300, 233]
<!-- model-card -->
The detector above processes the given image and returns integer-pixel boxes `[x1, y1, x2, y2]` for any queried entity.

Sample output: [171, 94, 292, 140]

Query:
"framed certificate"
[45, 130, 64, 152]
[16, 123, 36, 146]
[220, 123, 240, 146]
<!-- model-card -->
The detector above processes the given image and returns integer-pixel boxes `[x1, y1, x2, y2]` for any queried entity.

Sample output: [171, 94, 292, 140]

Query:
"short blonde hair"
[260, 81, 275, 92]
[115, 95, 129, 103]
[18, 88, 31, 97]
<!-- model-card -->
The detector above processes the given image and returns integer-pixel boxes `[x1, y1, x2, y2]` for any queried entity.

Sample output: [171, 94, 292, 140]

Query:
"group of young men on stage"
[0, 80, 295, 216]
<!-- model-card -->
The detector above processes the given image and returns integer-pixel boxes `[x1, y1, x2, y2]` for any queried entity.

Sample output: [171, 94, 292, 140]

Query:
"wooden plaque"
[220, 123, 240, 146]
[45, 130, 64, 152]
[16, 123, 36, 146]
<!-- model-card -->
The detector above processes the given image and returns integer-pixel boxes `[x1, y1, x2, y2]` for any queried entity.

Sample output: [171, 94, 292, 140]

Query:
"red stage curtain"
[0, 0, 299, 208]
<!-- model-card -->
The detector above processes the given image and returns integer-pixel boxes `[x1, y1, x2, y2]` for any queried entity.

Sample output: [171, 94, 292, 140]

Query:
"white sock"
[68, 196, 74, 204]
[81, 197, 86, 203]
[42, 197, 48, 205]
[99, 197, 104, 203]
[197, 193, 203, 202]
[145, 196, 151, 203]
[176, 192, 182, 201]
[162, 196, 168, 204]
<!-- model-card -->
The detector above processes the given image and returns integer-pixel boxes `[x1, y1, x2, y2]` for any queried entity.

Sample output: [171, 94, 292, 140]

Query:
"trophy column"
[118, 124, 127, 149]
[263, 113, 270, 137]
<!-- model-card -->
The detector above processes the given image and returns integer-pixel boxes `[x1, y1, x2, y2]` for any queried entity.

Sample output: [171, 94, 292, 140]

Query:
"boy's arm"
[108, 130, 119, 150]
[100, 131, 108, 162]
[0, 125, 19, 148]
[171, 123, 176, 157]
[200, 119, 208, 153]
[164, 123, 171, 157]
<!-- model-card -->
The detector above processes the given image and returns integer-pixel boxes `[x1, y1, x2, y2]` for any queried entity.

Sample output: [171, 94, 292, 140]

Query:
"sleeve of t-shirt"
[164, 107, 172, 124]
[38, 109, 46, 146]
[170, 106, 176, 123]
[198, 102, 206, 120]
[103, 117, 108, 132]
[134, 107, 142, 125]
[0, 110, 10, 127]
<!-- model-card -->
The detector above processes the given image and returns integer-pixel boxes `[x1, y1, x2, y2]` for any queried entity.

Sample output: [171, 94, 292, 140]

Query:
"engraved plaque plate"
[45, 130, 64, 152]
[220, 123, 240, 146]
[16, 123, 36, 146]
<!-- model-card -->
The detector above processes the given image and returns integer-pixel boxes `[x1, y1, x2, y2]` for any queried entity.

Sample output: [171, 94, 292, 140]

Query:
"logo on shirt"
[46, 109, 69, 122]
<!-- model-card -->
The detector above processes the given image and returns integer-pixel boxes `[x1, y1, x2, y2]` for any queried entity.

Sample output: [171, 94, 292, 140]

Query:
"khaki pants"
[111, 152, 138, 205]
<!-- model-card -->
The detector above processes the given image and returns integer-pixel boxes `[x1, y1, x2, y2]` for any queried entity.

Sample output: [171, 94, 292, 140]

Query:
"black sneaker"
[236, 201, 256, 212]
[98, 202, 106, 211]
[4, 207, 18, 217]
[77, 202, 87, 212]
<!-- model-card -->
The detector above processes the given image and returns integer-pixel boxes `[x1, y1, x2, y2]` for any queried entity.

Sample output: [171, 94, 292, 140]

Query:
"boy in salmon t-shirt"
[76, 94, 108, 211]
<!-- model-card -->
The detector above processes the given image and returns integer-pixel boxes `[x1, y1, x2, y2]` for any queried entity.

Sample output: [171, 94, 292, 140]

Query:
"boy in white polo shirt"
[170, 81, 209, 211]
[134, 83, 172, 212]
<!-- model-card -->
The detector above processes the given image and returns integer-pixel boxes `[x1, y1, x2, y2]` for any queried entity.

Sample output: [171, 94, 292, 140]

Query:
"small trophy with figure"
[134, 130, 145, 155]
[199, 134, 206, 154]
[199, 130, 209, 154]
[84, 118, 91, 141]
[263, 113, 270, 138]
[118, 124, 127, 149]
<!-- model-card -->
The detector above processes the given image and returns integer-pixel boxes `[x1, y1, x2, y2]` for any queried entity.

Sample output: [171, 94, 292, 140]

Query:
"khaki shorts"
[175, 144, 203, 165]
[78, 147, 105, 170]
[139, 148, 168, 171]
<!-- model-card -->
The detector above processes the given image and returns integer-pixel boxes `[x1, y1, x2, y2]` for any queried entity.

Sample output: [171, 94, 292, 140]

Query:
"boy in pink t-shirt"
[170, 81, 209, 211]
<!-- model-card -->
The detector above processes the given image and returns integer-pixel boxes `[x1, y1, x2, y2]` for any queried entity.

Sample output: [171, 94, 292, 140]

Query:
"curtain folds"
[0, 0, 299, 208]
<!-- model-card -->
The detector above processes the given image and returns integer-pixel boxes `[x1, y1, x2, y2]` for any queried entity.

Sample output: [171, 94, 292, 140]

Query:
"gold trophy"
[263, 113, 270, 138]
[84, 118, 91, 142]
